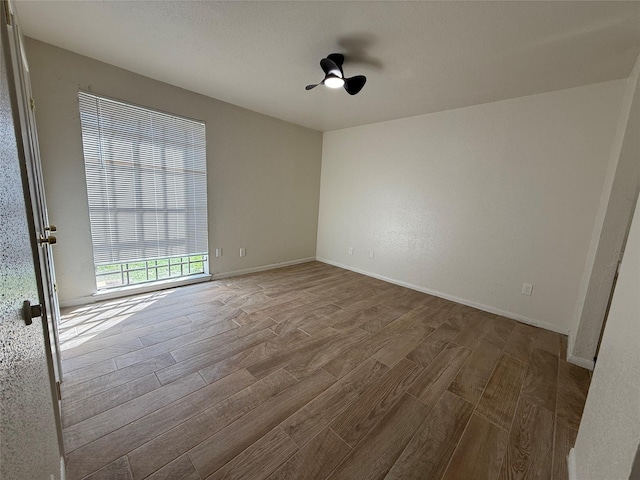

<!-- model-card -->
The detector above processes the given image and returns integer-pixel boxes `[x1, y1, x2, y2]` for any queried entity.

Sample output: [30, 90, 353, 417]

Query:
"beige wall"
[573, 190, 640, 480]
[26, 39, 323, 305]
[317, 81, 625, 334]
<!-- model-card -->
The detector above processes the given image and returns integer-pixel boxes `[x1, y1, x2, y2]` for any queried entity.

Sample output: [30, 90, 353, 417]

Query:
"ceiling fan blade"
[344, 75, 366, 95]
[327, 53, 345, 71]
[321, 57, 342, 77]
[305, 83, 321, 90]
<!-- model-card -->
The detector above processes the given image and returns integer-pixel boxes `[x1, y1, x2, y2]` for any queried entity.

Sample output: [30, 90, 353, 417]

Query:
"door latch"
[38, 234, 57, 245]
[22, 300, 42, 326]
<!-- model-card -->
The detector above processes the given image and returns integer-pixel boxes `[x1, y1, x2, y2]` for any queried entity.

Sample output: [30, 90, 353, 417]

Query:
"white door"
[5, 0, 64, 382]
[2, 0, 64, 450]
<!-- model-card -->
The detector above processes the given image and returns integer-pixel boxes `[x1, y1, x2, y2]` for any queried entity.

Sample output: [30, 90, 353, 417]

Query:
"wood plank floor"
[59, 262, 590, 480]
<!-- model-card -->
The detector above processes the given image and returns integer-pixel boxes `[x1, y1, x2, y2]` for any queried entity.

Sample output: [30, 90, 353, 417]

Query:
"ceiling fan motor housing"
[306, 53, 367, 95]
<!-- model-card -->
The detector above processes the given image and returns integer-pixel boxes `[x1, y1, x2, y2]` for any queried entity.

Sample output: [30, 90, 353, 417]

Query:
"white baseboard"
[568, 355, 595, 371]
[211, 257, 316, 280]
[59, 257, 316, 308]
[60, 274, 212, 308]
[564, 332, 595, 370]
[316, 257, 570, 335]
[60, 296, 95, 308]
[61, 256, 584, 348]
[568, 448, 577, 480]
[567, 331, 575, 361]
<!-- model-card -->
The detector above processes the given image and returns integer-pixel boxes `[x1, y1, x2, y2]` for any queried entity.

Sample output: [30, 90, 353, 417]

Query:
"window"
[78, 92, 208, 289]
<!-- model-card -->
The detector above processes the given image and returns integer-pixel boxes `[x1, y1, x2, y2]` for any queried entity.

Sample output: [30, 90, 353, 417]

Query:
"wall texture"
[570, 53, 640, 366]
[26, 39, 323, 305]
[317, 81, 624, 333]
[1, 26, 61, 479]
[573, 191, 640, 480]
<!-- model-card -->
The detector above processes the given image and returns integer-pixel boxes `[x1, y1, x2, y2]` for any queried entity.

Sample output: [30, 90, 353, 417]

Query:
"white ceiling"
[15, 1, 640, 132]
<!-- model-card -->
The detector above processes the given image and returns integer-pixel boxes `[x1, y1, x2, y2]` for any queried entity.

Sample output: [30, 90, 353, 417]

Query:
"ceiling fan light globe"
[324, 76, 345, 89]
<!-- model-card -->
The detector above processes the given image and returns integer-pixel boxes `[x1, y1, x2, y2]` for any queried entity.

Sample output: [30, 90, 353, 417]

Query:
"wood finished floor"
[59, 262, 591, 480]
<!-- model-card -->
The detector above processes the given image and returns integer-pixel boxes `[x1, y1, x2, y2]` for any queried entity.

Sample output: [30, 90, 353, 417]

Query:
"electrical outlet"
[240, 247, 246, 257]
[215, 248, 222, 258]
[368, 250, 374, 259]
[521, 283, 533, 296]
[348, 247, 354, 255]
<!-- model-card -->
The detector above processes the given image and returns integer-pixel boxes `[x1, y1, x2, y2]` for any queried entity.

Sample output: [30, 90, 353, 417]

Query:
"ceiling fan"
[305, 53, 366, 95]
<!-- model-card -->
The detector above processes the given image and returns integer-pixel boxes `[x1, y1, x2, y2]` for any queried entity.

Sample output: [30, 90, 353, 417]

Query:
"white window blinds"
[78, 92, 208, 265]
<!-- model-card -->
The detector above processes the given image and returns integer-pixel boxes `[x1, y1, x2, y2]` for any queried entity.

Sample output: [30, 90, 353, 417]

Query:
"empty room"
[1, 1, 640, 480]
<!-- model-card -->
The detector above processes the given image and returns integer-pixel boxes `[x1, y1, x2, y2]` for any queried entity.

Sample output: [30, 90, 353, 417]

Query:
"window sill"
[93, 273, 212, 301]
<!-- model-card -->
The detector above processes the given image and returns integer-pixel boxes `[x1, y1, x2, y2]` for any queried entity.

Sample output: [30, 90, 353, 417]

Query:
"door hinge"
[55, 381, 62, 400]
[30, 97, 35, 111]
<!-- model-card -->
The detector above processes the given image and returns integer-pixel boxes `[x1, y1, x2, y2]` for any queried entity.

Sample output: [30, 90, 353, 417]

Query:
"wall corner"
[568, 52, 640, 363]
